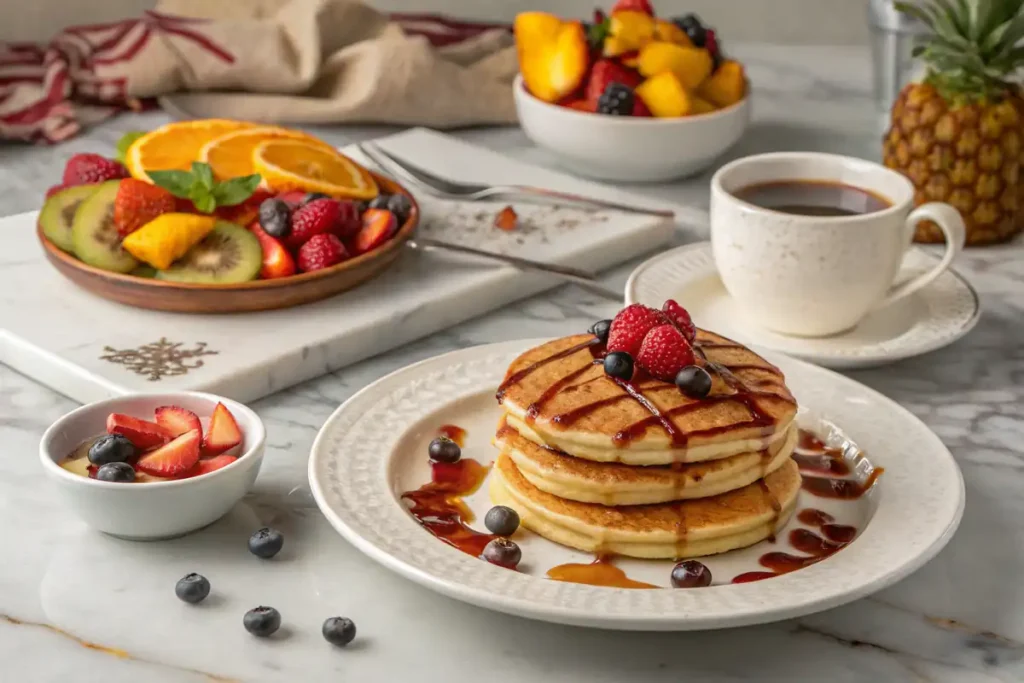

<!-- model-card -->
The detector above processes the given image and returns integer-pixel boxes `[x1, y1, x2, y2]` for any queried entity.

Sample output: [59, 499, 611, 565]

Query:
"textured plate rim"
[308, 339, 964, 631]
[623, 242, 981, 368]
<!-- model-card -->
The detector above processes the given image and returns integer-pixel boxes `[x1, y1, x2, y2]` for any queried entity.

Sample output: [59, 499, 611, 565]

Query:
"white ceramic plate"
[308, 339, 964, 630]
[625, 242, 981, 369]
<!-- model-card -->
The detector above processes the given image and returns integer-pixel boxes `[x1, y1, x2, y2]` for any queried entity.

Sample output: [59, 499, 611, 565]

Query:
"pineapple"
[883, 0, 1024, 245]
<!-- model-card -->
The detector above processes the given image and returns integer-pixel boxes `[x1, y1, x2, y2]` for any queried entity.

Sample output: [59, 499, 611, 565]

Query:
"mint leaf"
[115, 131, 145, 163]
[148, 170, 197, 198]
[212, 174, 262, 206]
[192, 162, 214, 190]
[191, 189, 217, 214]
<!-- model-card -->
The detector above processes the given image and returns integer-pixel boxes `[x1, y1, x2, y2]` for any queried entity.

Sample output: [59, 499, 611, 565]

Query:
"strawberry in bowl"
[39, 392, 265, 539]
[513, 2, 750, 181]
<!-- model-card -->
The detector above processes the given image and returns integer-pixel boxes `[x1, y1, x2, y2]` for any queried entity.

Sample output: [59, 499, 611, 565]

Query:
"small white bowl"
[513, 74, 751, 182]
[40, 391, 266, 540]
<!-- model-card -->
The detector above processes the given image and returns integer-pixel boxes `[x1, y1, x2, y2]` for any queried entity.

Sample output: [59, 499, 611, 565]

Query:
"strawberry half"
[250, 223, 296, 279]
[202, 402, 242, 456]
[136, 429, 201, 478]
[611, 0, 654, 14]
[184, 454, 238, 479]
[155, 405, 203, 440]
[585, 59, 642, 103]
[113, 179, 177, 237]
[351, 209, 397, 254]
[106, 413, 173, 450]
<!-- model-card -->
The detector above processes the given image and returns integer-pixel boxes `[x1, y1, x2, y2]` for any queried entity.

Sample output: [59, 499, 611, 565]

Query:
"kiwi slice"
[156, 222, 262, 284]
[71, 180, 139, 273]
[130, 264, 158, 278]
[39, 184, 100, 253]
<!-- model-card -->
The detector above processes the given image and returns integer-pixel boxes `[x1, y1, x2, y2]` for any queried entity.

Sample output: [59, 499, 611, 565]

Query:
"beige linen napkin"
[144, 0, 519, 127]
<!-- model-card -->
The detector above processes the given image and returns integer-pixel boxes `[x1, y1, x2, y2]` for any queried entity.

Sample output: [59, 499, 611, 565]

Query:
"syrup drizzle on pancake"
[530, 334, 791, 448]
[496, 337, 603, 402]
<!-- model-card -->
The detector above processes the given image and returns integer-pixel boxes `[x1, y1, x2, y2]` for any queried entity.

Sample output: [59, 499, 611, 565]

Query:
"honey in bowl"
[734, 180, 892, 217]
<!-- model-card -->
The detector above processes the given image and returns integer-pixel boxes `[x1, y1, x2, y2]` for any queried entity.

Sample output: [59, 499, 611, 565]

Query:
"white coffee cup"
[710, 152, 966, 337]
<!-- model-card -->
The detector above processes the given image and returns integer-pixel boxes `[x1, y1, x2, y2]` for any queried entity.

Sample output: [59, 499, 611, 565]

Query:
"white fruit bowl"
[39, 392, 265, 540]
[513, 74, 751, 182]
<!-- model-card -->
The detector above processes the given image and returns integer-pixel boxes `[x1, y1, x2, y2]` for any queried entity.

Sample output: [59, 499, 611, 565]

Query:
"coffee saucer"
[625, 242, 980, 369]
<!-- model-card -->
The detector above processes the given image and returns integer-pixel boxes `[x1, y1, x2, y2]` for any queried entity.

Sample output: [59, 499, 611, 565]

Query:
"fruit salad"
[60, 403, 244, 483]
[39, 121, 411, 284]
[515, 1, 746, 118]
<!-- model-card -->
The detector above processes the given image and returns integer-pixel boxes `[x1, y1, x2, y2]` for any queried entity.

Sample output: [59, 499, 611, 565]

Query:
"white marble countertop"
[2, 44, 1022, 683]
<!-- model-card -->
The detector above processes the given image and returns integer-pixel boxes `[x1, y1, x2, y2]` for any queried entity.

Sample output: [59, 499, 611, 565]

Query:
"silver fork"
[358, 142, 675, 218]
[355, 143, 623, 300]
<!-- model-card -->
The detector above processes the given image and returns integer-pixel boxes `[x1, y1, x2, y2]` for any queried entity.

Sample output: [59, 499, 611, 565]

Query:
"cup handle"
[875, 202, 966, 310]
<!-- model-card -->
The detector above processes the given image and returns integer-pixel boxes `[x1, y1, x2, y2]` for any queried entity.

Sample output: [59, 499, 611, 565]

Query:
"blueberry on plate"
[428, 436, 461, 463]
[484, 505, 520, 536]
[368, 194, 391, 210]
[386, 194, 412, 223]
[322, 616, 357, 647]
[589, 319, 612, 344]
[258, 198, 292, 238]
[95, 461, 136, 483]
[175, 573, 211, 604]
[88, 434, 137, 466]
[248, 527, 284, 559]
[671, 560, 713, 588]
[243, 606, 281, 637]
[603, 351, 634, 381]
[482, 538, 521, 569]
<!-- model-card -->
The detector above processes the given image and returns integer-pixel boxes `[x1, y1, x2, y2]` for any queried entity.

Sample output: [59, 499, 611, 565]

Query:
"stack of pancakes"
[490, 330, 802, 559]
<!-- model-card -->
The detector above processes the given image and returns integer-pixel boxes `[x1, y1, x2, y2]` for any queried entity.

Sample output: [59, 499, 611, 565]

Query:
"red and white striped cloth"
[0, 10, 510, 145]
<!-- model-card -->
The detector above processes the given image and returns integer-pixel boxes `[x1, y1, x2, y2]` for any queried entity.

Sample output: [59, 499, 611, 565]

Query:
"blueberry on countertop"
[243, 606, 281, 637]
[175, 573, 211, 604]
[322, 616, 357, 647]
[248, 527, 284, 559]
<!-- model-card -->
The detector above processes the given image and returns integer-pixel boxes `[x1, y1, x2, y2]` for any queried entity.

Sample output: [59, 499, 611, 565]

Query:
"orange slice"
[198, 126, 332, 180]
[126, 119, 255, 183]
[252, 140, 378, 199]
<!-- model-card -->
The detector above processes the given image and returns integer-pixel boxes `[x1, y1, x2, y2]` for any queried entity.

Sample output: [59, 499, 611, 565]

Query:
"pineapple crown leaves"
[148, 162, 261, 214]
[897, 0, 1024, 100]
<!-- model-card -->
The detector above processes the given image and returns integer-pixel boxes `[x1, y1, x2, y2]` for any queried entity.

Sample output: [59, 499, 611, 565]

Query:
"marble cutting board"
[0, 127, 678, 404]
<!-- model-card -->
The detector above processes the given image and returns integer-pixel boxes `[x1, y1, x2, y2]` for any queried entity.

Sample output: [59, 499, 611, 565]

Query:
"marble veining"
[0, 44, 1022, 682]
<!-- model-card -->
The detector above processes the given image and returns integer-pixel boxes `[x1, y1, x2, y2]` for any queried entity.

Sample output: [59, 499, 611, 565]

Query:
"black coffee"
[735, 180, 891, 217]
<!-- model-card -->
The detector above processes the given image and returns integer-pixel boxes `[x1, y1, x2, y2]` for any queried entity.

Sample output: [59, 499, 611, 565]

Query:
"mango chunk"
[653, 20, 693, 47]
[636, 72, 694, 118]
[515, 12, 590, 103]
[698, 60, 747, 108]
[603, 10, 655, 56]
[637, 42, 713, 90]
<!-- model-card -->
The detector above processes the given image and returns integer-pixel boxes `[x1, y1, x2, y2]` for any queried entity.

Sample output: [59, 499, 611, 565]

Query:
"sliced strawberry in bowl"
[136, 429, 202, 478]
[182, 454, 239, 479]
[203, 402, 243, 456]
[106, 413, 173, 450]
[155, 405, 203, 440]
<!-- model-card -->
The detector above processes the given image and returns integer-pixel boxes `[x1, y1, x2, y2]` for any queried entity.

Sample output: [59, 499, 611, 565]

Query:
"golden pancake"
[489, 452, 801, 559]
[496, 331, 797, 465]
[494, 417, 796, 505]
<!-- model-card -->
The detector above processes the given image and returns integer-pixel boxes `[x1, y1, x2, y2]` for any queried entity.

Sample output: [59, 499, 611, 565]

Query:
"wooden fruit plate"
[37, 172, 418, 314]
